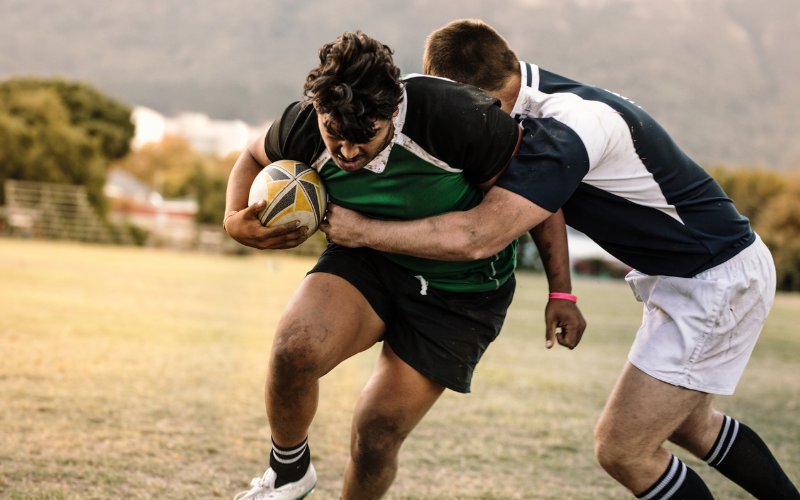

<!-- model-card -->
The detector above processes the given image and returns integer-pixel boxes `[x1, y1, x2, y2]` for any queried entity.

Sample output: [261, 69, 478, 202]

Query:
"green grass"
[0, 239, 798, 499]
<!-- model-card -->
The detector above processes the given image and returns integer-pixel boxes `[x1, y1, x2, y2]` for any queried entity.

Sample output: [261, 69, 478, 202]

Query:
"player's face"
[317, 113, 394, 172]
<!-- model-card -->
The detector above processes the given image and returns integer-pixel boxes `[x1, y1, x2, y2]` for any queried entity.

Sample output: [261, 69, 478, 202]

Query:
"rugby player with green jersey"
[222, 31, 552, 500]
[265, 73, 517, 293]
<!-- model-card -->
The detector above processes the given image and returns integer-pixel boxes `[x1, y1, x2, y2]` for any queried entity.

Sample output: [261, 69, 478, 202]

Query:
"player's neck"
[489, 74, 522, 115]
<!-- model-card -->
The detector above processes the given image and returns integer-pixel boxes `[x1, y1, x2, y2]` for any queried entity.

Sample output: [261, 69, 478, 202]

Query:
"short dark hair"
[304, 31, 404, 144]
[423, 19, 519, 92]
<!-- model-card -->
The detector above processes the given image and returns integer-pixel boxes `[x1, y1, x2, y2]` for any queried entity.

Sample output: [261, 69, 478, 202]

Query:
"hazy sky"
[3, 0, 799, 167]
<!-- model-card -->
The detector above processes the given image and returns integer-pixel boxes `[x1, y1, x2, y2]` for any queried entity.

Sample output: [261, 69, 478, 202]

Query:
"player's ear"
[392, 108, 399, 118]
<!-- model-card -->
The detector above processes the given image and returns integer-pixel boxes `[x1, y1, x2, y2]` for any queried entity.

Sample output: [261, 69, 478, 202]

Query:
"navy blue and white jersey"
[495, 62, 754, 278]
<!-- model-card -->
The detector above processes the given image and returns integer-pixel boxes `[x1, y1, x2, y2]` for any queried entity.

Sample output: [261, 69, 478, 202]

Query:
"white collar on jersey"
[510, 61, 540, 122]
[361, 83, 407, 173]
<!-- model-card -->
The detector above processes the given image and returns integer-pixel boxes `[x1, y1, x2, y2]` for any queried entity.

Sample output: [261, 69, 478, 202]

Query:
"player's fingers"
[564, 330, 583, 349]
[243, 199, 266, 219]
[264, 226, 308, 250]
[267, 223, 307, 240]
[325, 203, 346, 224]
[568, 310, 587, 349]
[559, 314, 586, 349]
[558, 323, 576, 349]
[274, 236, 308, 249]
[572, 316, 587, 346]
[545, 317, 557, 349]
[261, 220, 302, 235]
[240, 220, 303, 250]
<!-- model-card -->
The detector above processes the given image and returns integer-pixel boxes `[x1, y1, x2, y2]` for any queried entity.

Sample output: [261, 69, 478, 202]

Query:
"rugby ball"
[248, 160, 327, 235]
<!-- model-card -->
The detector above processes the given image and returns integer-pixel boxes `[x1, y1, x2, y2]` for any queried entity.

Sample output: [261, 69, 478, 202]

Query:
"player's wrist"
[355, 218, 379, 247]
[222, 210, 239, 232]
[548, 292, 577, 303]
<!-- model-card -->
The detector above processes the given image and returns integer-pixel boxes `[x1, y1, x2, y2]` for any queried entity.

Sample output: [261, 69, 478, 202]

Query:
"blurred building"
[567, 228, 631, 278]
[130, 106, 271, 157]
[567, 227, 616, 263]
[104, 168, 198, 249]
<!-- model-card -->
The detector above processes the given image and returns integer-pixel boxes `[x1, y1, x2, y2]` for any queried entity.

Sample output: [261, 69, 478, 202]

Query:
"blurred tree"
[709, 166, 800, 291]
[753, 174, 800, 291]
[112, 137, 235, 224]
[113, 136, 201, 197]
[187, 157, 231, 225]
[0, 77, 134, 213]
[707, 165, 787, 222]
[194, 149, 238, 225]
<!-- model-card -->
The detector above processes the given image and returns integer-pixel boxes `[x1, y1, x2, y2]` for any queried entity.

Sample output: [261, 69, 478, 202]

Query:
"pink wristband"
[549, 292, 577, 303]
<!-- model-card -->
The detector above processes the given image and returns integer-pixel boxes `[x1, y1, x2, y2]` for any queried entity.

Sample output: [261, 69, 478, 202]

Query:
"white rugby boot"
[233, 464, 317, 500]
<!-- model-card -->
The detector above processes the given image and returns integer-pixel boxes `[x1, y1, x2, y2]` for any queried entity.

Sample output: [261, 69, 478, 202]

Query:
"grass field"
[1, 238, 798, 500]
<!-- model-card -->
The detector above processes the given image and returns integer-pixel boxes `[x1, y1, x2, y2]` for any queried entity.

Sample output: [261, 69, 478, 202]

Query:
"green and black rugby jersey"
[264, 75, 520, 292]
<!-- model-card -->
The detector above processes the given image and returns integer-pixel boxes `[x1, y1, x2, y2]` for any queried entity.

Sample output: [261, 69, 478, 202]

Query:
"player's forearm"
[355, 211, 498, 261]
[225, 145, 267, 213]
[530, 209, 572, 293]
[352, 188, 552, 261]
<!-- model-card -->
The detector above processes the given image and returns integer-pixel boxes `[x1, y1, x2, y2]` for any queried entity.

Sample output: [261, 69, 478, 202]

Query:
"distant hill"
[2, 0, 799, 169]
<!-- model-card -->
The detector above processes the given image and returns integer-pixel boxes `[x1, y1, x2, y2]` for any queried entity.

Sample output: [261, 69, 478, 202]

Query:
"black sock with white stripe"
[636, 455, 714, 499]
[705, 416, 800, 499]
[270, 437, 310, 489]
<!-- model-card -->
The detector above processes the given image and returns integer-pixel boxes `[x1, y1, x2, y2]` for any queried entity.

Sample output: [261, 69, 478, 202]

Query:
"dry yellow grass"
[0, 239, 798, 499]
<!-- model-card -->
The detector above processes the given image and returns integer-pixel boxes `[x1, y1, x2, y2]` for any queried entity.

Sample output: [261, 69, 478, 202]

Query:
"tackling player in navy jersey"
[321, 20, 799, 500]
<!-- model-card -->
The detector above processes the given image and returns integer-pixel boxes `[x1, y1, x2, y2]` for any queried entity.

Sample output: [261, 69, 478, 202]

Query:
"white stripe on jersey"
[512, 62, 683, 224]
[395, 134, 462, 173]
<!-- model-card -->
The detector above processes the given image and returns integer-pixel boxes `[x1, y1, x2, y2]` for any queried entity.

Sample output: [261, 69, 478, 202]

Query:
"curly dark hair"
[304, 31, 404, 144]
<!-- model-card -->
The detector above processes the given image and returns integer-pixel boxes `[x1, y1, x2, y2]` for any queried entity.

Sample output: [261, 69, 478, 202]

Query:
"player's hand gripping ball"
[248, 160, 327, 236]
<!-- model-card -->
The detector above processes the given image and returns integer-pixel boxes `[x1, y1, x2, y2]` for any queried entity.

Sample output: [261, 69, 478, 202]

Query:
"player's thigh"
[596, 362, 713, 455]
[275, 271, 386, 376]
[352, 342, 445, 447]
[668, 396, 723, 458]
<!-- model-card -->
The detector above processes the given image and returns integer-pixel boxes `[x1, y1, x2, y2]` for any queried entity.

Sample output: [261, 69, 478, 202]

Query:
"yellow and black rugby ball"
[248, 160, 327, 235]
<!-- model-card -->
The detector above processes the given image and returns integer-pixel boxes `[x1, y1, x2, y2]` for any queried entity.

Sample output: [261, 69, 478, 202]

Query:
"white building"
[104, 168, 198, 248]
[130, 106, 271, 157]
[566, 227, 618, 263]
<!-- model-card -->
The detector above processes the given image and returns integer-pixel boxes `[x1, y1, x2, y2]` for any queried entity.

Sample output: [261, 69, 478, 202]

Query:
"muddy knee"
[351, 411, 409, 476]
[270, 322, 330, 385]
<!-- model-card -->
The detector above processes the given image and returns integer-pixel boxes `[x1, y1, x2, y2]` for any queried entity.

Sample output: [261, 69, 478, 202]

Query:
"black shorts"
[308, 244, 516, 393]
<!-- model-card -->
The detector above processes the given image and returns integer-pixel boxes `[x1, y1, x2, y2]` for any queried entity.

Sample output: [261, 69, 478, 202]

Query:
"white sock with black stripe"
[636, 455, 714, 499]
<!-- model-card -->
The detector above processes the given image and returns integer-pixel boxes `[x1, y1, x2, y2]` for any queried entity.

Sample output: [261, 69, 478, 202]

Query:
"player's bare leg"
[596, 361, 800, 499]
[667, 397, 724, 457]
[594, 362, 717, 496]
[341, 342, 445, 500]
[229, 271, 388, 499]
[267, 272, 386, 448]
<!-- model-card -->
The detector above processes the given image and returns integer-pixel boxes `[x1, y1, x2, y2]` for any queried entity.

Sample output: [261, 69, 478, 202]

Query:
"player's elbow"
[460, 230, 510, 261]
[430, 213, 512, 261]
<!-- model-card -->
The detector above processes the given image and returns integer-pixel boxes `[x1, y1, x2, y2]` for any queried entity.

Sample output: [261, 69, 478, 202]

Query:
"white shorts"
[625, 235, 776, 395]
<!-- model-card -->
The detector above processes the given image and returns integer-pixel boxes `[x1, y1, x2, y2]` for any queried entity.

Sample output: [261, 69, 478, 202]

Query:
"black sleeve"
[401, 77, 520, 184]
[494, 117, 590, 212]
[264, 101, 327, 165]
